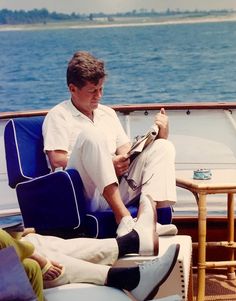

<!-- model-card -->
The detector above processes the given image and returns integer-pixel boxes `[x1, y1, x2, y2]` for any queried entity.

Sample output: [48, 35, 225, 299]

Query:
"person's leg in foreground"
[0, 229, 44, 301]
[22, 258, 44, 301]
[23, 197, 180, 301]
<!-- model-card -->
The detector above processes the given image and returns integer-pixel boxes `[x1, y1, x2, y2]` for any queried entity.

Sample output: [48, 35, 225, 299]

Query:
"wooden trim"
[0, 109, 49, 119]
[1, 102, 236, 120]
[112, 102, 236, 112]
[173, 215, 234, 223]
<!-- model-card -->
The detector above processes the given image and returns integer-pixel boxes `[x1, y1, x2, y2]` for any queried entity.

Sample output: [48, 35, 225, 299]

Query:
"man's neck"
[71, 98, 94, 121]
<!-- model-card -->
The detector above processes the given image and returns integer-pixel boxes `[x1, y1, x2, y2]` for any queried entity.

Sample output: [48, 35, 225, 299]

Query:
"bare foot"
[30, 252, 63, 281]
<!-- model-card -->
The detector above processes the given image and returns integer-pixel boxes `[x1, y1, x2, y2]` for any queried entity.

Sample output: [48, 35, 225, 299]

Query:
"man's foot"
[116, 215, 135, 237]
[156, 223, 178, 236]
[116, 195, 158, 256]
[130, 244, 180, 301]
[133, 194, 158, 256]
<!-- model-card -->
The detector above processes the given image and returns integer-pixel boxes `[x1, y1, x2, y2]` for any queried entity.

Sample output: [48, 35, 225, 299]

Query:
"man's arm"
[46, 150, 68, 171]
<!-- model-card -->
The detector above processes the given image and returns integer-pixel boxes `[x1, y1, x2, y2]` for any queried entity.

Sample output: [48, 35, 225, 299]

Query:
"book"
[127, 124, 159, 160]
[0, 215, 23, 231]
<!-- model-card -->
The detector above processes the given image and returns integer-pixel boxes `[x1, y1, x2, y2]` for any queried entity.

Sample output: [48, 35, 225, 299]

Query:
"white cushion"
[44, 283, 181, 301]
[44, 283, 130, 301]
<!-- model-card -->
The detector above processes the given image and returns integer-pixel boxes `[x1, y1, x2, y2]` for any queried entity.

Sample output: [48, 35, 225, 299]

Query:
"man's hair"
[67, 51, 106, 88]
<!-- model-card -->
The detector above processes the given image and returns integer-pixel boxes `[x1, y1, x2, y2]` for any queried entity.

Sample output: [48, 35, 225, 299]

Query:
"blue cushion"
[4, 116, 50, 188]
[157, 207, 172, 225]
[16, 169, 86, 233]
[85, 206, 138, 238]
[85, 206, 172, 238]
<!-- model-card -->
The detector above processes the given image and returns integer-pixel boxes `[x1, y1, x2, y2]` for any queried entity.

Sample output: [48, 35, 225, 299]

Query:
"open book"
[127, 124, 159, 160]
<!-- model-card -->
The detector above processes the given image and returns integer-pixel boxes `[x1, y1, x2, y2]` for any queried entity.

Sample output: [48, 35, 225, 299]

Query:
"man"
[1, 196, 179, 301]
[43, 51, 177, 237]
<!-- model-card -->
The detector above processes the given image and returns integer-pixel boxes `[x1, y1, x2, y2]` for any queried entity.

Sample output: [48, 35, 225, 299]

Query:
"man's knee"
[153, 139, 175, 158]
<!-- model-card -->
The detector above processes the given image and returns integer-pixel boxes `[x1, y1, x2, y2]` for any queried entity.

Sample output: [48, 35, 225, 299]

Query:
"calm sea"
[0, 19, 236, 112]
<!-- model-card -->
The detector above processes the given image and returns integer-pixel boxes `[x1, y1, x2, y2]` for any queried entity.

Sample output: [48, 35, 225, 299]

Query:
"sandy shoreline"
[0, 14, 236, 32]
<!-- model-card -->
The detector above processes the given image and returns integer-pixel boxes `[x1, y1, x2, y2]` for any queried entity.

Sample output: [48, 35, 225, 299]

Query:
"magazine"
[127, 124, 159, 160]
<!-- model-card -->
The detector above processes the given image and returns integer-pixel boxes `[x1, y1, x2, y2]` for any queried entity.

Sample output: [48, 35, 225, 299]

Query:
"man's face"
[69, 78, 105, 116]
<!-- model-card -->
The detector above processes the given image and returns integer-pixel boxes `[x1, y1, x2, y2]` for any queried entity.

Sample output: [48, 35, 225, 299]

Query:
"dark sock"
[106, 266, 140, 290]
[116, 230, 139, 257]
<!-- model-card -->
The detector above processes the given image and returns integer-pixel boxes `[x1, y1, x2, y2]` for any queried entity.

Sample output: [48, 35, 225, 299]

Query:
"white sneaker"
[116, 216, 135, 237]
[134, 194, 159, 256]
[130, 244, 180, 301]
[156, 223, 178, 236]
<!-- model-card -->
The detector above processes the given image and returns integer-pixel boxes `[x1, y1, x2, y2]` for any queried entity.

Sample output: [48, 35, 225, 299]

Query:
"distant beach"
[0, 13, 236, 31]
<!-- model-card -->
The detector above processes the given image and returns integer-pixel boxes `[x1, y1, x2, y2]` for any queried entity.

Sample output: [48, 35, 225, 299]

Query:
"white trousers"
[22, 233, 118, 285]
[119, 139, 177, 208]
[68, 127, 177, 211]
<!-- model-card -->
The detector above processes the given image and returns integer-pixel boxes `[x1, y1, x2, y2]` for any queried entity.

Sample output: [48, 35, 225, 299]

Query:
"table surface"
[176, 169, 236, 190]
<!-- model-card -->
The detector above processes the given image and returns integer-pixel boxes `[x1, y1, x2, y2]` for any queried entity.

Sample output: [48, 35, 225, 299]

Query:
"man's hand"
[113, 154, 130, 177]
[155, 108, 169, 139]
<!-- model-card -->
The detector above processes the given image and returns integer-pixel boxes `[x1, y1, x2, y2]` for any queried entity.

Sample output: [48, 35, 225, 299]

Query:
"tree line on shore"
[0, 8, 234, 25]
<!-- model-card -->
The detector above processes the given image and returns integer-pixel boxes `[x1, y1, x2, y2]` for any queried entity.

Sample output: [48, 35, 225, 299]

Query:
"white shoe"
[130, 244, 180, 301]
[134, 194, 159, 256]
[116, 215, 135, 237]
[156, 223, 178, 236]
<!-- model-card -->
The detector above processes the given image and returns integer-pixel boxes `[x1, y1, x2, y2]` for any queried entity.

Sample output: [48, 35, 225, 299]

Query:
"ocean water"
[0, 20, 236, 112]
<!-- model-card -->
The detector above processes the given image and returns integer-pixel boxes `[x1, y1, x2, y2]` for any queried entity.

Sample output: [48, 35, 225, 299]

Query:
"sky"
[0, 0, 236, 14]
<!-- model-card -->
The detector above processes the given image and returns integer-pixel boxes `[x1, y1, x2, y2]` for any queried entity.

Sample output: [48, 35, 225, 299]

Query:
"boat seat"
[4, 117, 86, 237]
[0, 246, 37, 301]
[115, 235, 193, 301]
[4, 116, 172, 238]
